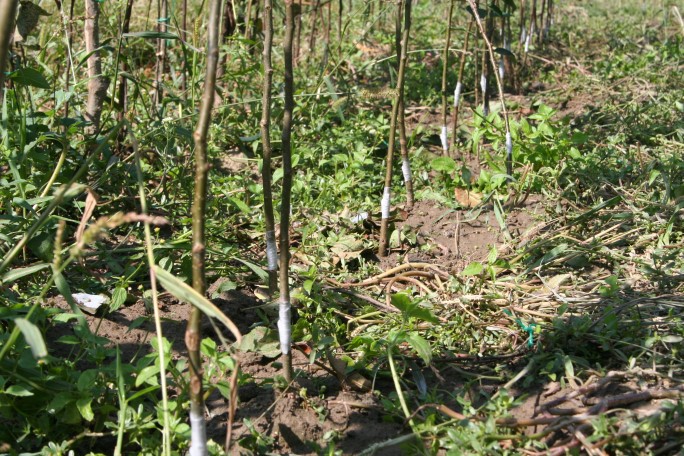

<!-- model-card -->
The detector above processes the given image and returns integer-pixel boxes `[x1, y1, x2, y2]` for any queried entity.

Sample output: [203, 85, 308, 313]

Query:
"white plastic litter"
[72, 293, 107, 314]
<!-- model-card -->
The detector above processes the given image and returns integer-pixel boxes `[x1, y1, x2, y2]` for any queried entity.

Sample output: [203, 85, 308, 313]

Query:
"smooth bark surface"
[84, 0, 108, 135]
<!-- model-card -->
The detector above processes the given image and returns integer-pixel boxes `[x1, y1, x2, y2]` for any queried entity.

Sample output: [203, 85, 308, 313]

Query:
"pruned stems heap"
[186, 0, 221, 454]
[378, 0, 411, 258]
[278, 0, 297, 383]
[466, 0, 513, 177]
[260, 0, 277, 296]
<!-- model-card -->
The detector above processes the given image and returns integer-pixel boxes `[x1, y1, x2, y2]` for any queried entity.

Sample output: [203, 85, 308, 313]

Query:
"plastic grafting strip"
[440, 126, 448, 151]
[453, 81, 462, 107]
[480, 74, 487, 94]
[499, 58, 505, 80]
[402, 157, 412, 183]
[381, 187, 391, 219]
[157, 17, 170, 23]
[265, 230, 278, 271]
[277, 301, 292, 354]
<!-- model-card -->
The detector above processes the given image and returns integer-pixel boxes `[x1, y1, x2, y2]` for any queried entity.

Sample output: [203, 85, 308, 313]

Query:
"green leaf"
[461, 261, 484, 276]
[234, 257, 268, 281]
[123, 31, 180, 40]
[76, 397, 94, 421]
[430, 156, 457, 173]
[110, 286, 127, 312]
[9, 67, 50, 89]
[228, 197, 251, 215]
[1, 262, 49, 284]
[405, 332, 432, 365]
[494, 47, 515, 59]
[15, 318, 47, 359]
[391, 293, 439, 324]
[135, 365, 160, 387]
[154, 266, 242, 342]
[5, 384, 34, 396]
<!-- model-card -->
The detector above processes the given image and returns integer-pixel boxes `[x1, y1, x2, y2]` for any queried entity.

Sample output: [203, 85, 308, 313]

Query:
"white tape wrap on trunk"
[381, 187, 391, 219]
[506, 131, 513, 160]
[189, 409, 207, 456]
[440, 126, 448, 151]
[265, 230, 278, 271]
[277, 301, 291, 354]
[520, 29, 526, 44]
[453, 81, 462, 107]
[524, 33, 531, 53]
[480, 74, 487, 94]
[402, 157, 412, 183]
[499, 58, 505, 80]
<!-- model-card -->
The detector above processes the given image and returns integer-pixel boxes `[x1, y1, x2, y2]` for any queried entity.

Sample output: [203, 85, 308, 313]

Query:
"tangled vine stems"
[260, 0, 277, 296]
[379, 0, 411, 258]
[279, 0, 297, 383]
[465, 0, 513, 177]
[187, 0, 222, 454]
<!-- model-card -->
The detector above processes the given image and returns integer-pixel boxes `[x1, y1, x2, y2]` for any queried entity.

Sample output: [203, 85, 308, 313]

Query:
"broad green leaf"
[14, 318, 47, 359]
[9, 67, 50, 89]
[494, 47, 515, 59]
[135, 364, 160, 387]
[1, 262, 49, 284]
[229, 197, 251, 215]
[461, 261, 484, 276]
[430, 156, 457, 173]
[154, 266, 242, 342]
[405, 332, 432, 365]
[5, 384, 34, 396]
[76, 397, 94, 421]
[234, 257, 268, 281]
[110, 286, 127, 312]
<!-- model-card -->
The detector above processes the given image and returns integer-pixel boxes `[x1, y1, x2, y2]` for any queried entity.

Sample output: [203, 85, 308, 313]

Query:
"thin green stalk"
[279, 0, 296, 382]
[132, 130, 172, 456]
[388, 350, 415, 428]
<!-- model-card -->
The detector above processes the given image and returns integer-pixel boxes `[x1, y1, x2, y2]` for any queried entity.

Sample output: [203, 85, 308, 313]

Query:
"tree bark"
[0, 0, 19, 102]
[84, 0, 108, 136]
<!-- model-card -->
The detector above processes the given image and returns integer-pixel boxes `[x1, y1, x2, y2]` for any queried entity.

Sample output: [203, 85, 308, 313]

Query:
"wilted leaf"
[454, 188, 482, 208]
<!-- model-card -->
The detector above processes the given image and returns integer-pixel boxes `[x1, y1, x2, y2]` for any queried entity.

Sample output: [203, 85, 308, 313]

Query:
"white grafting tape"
[277, 301, 292, 355]
[265, 230, 278, 271]
[453, 81, 462, 107]
[520, 29, 526, 43]
[402, 157, 412, 183]
[525, 33, 531, 53]
[381, 187, 391, 219]
[440, 126, 448, 151]
[499, 58, 505, 79]
[189, 409, 207, 456]
[480, 74, 487, 94]
[506, 131, 513, 160]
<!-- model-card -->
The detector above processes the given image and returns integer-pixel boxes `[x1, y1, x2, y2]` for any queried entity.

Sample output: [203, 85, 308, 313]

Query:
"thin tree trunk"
[337, 0, 342, 42]
[440, 0, 455, 155]
[451, 19, 472, 154]
[117, 0, 135, 144]
[153, 0, 168, 108]
[465, 0, 513, 177]
[84, 0, 108, 136]
[187, 0, 221, 453]
[395, 3, 412, 209]
[293, 1, 302, 66]
[260, 0, 277, 296]
[379, 0, 411, 257]
[244, 0, 253, 40]
[279, 0, 296, 382]
[216, 0, 236, 85]
[306, 0, 321, 61]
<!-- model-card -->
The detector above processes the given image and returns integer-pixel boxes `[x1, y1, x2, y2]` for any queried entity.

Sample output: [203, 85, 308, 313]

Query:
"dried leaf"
[16, 1, 51, 40]
[454, 188, 482, 208]
[75, 190, 99, 245]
